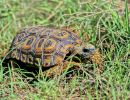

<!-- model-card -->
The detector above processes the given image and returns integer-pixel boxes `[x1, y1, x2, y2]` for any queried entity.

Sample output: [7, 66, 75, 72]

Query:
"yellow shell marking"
[44, 39, 57, 53]
[55, 31, 69, 39]
[43, 55, 52, 67]
[35, 38, 45, 53]
[64, 44, 73, 51]
[60, 47, 68, 54]
[22, 36, 36, 50]
[75, 39, 82, 46]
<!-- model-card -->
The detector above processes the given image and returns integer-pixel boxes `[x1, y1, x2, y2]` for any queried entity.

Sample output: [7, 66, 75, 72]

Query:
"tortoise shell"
[6, 26, 88, 67]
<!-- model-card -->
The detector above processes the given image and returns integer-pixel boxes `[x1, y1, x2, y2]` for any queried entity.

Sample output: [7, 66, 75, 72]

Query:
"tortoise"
[3, 26, 101, 76]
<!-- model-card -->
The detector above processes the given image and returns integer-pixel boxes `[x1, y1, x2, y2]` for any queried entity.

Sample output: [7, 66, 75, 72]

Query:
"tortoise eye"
[82, 48, 90, 53]
[83, 47, 95, 53]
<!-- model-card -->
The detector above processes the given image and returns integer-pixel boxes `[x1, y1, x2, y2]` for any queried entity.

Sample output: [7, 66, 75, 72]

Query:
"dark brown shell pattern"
[6, 26, 82, 67]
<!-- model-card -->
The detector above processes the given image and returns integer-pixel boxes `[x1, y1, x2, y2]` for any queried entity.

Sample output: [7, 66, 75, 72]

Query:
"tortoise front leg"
[43, 61, 81, 77]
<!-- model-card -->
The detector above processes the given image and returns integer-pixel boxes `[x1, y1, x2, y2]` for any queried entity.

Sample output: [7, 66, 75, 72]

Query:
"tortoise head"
[74, 43, 96, 59]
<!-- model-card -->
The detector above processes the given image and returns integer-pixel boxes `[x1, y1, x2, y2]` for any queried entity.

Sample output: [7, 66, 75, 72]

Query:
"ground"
[0, 0, 130, 99]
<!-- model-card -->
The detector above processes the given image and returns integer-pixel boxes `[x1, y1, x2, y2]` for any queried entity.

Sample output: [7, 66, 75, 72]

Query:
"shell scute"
[34, 38, 45, 54]
[44, 38, 57, 53]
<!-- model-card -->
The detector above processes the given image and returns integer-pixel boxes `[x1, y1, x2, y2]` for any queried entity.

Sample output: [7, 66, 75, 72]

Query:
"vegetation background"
[0, 0, 129, 99]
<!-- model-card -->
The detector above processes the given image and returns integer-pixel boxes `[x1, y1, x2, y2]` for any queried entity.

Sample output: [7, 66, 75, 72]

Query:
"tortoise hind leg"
[43, 61, 81, 77]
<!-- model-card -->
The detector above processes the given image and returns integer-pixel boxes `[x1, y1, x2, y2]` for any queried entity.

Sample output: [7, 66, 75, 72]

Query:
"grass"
[0, 0, 130, 99]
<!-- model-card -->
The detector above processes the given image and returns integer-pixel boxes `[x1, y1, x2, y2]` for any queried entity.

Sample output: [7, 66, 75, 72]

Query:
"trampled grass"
[0, 0, 130, 99]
